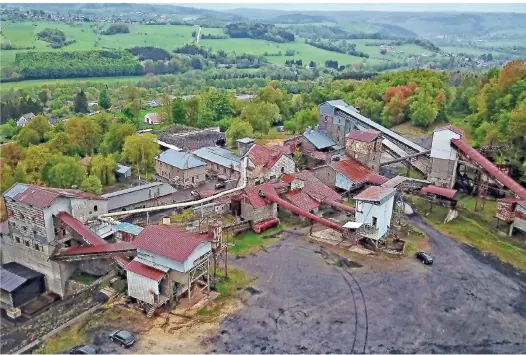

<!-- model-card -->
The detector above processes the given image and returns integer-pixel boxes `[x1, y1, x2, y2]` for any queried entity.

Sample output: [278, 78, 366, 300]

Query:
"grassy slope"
[407, 195, 526, 272]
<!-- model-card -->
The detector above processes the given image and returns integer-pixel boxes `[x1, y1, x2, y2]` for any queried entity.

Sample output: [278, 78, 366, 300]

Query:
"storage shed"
[0, 262, 45, 309]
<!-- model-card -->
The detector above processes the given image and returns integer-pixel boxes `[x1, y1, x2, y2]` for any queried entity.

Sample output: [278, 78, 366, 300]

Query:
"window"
[33, 230, 37, 236]
[325, 116, 328, 122]
[372, 217, 378, 227]
[24, 240, 30, 247]
[94, 205, 98, 212]
[34, 243, 41, 251]
[356, 202, 363, 213]
[281, 167, 285, 173]
[23, 226, 27, 231]
[20, 212, 25, 219]
[15, 237, 21, 244]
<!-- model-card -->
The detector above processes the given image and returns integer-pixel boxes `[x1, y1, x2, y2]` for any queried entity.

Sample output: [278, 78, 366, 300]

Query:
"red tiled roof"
[354, 186, 396, 202]
[303, 150, 327, 160]
[126, 259, 165, 281]
[347, 129, 381, 142]
[451, 139, 526, 200]
[248, 145, 284, 168]
[133, 225, 211, 262]
[0, 221, 9, 234]
[243, 183, 277, 208]
[281, 174, 295, 184]
[331, 159, 374, 184]
[285, 190, 320, 211]
[435, 125, 464, 136]
[367, 174, 389, 185]
[421, 185, 458, 199]
[6, 184, 105, 209]
[295, 171, 342, 202]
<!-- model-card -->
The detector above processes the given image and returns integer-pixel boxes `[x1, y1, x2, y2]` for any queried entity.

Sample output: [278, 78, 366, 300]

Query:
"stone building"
[155, 149, 206, 187]
[346, 129, 382, 172]
[313, 158, 377, 192]
[102, 182, 176, 212]
[192, 146, 241, 180]
[240, 185, 278, 224]
[1, 184, 108, 297]
[246, 144, 295, 186]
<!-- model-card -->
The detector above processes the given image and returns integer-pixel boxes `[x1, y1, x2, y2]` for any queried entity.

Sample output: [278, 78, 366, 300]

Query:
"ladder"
[146, 304, 156, 318]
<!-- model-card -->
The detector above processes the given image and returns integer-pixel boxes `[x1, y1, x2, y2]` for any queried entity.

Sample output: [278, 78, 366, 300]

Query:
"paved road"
[210, 215, 526, 353]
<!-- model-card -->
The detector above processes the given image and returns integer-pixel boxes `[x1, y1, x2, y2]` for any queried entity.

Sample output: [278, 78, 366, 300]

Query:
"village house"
[313, 158, 385, 193]
[144, 112, 162, 125]
[155, 149, 206, 187]
[16, 112, 36, 127]
[192, 146, 241, 180]
[1, 183, 109, 298]
[240, 184, 279, 225]
[353, 186, 397, 247]
[102, 182, 176, 213]
[146, 97, 162, 107]
[116, 164, 132, 180]
[125, 223, 214, 316]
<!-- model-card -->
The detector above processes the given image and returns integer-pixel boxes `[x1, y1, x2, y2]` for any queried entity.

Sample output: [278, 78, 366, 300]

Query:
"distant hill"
[271, 13, 332, 24]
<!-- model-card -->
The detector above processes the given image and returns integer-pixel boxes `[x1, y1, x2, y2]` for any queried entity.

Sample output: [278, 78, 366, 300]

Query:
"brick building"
[246, 144, 295, 186]
[1, 184, 108, 297]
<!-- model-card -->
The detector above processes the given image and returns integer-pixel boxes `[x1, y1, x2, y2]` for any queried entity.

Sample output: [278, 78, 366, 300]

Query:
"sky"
[179, 3, 526, 13]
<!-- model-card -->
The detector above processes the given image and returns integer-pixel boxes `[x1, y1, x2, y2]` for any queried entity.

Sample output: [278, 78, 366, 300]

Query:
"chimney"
[237, 137, 255, 157]
[162, 216, 171, 225]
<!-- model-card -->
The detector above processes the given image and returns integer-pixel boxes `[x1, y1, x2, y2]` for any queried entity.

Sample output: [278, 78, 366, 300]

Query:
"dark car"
[215, 181, 226, 190]
[70, 345, 97, 354]
[109, 329, 136, 348]
[416, 252, 433, 265]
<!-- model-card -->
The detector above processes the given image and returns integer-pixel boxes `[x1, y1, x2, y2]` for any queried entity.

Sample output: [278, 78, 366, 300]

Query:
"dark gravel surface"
[210, 215, 526, 354]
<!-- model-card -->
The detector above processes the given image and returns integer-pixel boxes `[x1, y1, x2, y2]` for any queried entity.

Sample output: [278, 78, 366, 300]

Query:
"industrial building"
[155, 149, 207, 187]
[102, 182, 176, 212]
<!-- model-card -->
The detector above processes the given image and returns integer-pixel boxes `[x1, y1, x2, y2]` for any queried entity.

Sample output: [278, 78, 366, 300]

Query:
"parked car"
[215, 181, 226, 189]
[416, 252, 433, 265]
[70, 345, 97, 354]
[109, 330, 136, 348]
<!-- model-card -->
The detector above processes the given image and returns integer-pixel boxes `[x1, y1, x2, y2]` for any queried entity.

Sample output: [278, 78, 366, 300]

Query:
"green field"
[0, 75, 143, 91]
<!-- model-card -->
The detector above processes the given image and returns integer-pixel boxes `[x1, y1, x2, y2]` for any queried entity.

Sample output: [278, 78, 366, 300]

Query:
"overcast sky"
[180, 3, 526, 13]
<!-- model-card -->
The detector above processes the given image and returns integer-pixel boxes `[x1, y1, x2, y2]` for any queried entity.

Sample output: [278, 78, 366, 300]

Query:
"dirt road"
[210, 215, 526, 353]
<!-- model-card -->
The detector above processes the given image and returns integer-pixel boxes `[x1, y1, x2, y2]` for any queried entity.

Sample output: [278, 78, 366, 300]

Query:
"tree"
[172, 98, 187, 124]
[23, 145, 52, 184]
[65, 117, 102, 155]
[497, 60, 526, 92]
[74, 90, 88, 113]
[98, 88, 111, 109]
[226, 118, 254, 147]
[80, 175, 103, 195]
[38, 89, 49, 106]
[89, 154, 116, 186]
[240, 101, 280, 135]
[47, 131, 72, 155]
[121, 133, 159, 178]
[1, 143, 23, 169]
[45, 155, 87, 188]
[0, 163, 15, 193]
[160, 94, 171, 123]
[17, 127, 40, 147]
[0, 120, 19, 139]
[409, 90, 438, 127]
[287, 107, 319, 134]
[101, 122, 136, 154]
[24, 115, 51, 142]
[184, 96, 201, 127]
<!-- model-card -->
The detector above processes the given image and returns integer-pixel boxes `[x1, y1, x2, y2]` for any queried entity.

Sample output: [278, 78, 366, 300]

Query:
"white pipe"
[99, 157, 248, 218]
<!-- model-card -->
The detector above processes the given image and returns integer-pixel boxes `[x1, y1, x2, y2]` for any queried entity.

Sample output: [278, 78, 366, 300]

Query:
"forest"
[15, 50, 143, 80]
[305, 39, 369, 58]
[225, 23, 295, 43]
[127, 46, 173, 61]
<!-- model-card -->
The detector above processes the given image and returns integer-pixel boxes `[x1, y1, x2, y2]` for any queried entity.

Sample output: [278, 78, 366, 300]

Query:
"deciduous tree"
[121, 133, 159, 178]
[80, 175, 103, 195]
[226, 118, 254, 147]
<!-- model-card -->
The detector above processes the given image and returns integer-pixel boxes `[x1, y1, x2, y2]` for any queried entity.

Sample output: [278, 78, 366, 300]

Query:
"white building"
[353, 186, 397, 246]
[125, 224, 214, 316]
[428, 125, 464, 188]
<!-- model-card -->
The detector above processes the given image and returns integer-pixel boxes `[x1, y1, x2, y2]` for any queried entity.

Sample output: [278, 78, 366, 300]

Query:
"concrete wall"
[429, 157, 458, 188]
[70, 198, 108, 223]
[265, 155, 295, 180]
[355, 196, 395, 240]
[313, 165, 336, 189]
[430, 129, 461, 160]
[335, 172, 354, 191]
[241, 202, 277, 224]
[127, 271, 159, 304]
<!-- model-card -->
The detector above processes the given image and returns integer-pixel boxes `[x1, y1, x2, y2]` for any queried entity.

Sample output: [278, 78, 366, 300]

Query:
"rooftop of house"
[193, 146, 241, 171]
[347, 129, 381, 143]
[102, 182, 176, 210]
[237, 137, 255, 144]
[354, 186, 397, 202]
[331, 158, 374, 184]
[434, 124, 464, 137]
[156, 149, 206, 170]
[3, 183, 105, 209]
[116, 164, 132, 174]
[125, 259, 165, 281]
[20, 112, 35, 119]
[302, 126, 337, 150]
[284, 190, 320, 211]
[421, 185, 458, 200]
[289, 171, 342, 202]
[247, 144, 285, 168]
[132, 225, 211, 263]
[144, 112, 161, 122]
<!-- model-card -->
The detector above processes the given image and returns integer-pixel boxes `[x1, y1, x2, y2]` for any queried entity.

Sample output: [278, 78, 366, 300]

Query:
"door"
[372, 217, 377, 227]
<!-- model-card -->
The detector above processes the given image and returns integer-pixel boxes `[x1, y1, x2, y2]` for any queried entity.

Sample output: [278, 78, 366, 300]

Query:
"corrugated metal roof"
[0, 262, 44, 292]
[451, 139, 526, 200]
[331, 159, 373, 184]
[116, 164, 131, 174]
[434, 125, 464, 136]
[4, 183, 28, 199]
[114, 222, 144, 236]
[237, 137, 255, 144]
[102, 182, 176, 211]
[156, 149, 206, 170]
[133, 225, 211, 262]
[126, 259, 165, 281]
[354, 186, 397, 202]
[335, 104, 426, 153]
[347, 129, 381, 143]
[193, 146, 241, 172]
[421, 185, 458, 199]
[302, 128, 337, 150]
[59, 242, 136, 256]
